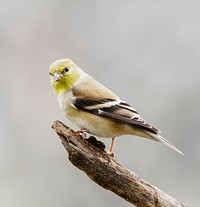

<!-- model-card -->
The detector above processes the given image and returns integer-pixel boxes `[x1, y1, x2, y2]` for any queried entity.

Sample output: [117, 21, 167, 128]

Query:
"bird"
[49, 58, 183, 155]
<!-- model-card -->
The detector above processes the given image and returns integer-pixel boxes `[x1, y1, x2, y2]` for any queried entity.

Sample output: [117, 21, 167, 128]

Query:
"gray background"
[1, 0, 199, 206]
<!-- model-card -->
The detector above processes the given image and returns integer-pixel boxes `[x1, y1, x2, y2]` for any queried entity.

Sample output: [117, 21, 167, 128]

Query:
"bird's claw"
[107, 150, 115, 157]
[76, 128, 89, 139]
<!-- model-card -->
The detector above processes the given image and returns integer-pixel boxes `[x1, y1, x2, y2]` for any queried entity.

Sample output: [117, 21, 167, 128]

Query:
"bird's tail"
[144, 131, 183, 155]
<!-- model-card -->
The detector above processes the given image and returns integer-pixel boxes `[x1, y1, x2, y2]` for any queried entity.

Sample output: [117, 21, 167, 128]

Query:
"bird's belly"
[65, 107, 126, 138]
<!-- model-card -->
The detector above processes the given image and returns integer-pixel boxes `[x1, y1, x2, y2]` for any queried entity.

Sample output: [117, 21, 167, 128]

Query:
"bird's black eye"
[64, 67, 69, 72]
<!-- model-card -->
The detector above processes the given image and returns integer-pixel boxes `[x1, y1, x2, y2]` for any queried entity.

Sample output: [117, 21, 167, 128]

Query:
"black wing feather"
[74, 98, 160, 134]
[74, 98, 115, 108]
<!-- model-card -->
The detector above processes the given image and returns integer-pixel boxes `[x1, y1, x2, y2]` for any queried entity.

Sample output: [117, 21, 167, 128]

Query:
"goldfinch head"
[49, 59, 80, 94]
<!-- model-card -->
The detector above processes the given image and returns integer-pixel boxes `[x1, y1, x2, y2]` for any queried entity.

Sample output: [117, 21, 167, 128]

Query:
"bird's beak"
[54, 72, 63, 82]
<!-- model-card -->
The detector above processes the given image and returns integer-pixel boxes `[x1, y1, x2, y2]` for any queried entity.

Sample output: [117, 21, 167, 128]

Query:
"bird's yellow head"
[49, 59, 80, 94]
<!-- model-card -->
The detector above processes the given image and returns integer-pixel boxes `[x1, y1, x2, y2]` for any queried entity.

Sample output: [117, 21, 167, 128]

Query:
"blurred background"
[1, 0, 199, 206]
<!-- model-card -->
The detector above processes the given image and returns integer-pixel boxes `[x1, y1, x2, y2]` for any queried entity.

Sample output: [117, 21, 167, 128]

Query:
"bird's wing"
[73, 98, 160, 134]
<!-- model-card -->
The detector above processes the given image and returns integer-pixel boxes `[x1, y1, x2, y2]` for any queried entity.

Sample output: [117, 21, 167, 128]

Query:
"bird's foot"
[76, 128, 89, 139]
[107, 150, 115, 157]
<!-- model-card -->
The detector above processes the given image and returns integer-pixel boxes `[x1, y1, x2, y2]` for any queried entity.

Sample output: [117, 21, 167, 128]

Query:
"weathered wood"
[51, 120, 186, 207]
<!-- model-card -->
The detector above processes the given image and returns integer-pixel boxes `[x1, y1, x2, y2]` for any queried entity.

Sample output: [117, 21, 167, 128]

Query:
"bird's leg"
[76, 128, 89, 139]
[107, 137, 116, 157]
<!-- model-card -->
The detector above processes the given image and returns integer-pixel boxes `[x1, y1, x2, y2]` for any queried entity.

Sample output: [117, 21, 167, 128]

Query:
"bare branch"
[51, 120, 186, 207]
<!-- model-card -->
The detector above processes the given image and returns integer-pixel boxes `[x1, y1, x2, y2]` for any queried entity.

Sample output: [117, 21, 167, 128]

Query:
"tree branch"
[51, 120, 186, 207]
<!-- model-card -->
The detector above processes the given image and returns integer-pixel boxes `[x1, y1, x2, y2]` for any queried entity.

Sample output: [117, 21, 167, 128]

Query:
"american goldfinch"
[49, 59, 183, 155]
